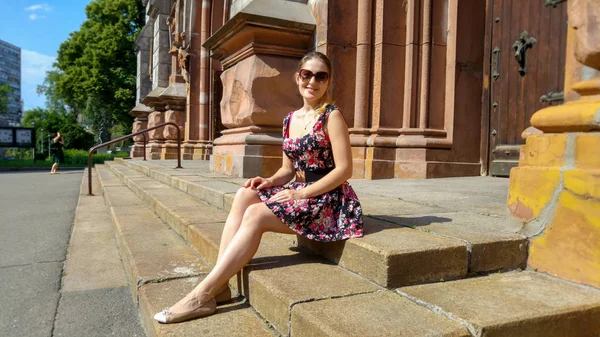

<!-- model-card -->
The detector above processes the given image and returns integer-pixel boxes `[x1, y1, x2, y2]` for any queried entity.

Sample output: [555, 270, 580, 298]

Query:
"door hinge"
[540, 91, 564, 103]
[544, 0, 567, 8]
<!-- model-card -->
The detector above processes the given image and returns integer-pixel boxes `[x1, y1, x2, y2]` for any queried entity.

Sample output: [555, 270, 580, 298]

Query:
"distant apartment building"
[0, 39, 22, 126]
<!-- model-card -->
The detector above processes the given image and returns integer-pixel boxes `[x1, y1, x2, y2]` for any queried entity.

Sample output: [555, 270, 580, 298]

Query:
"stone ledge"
[298, 217, 468, 287]
[97, 161, 600, 336]
[400, 271, 600, 337]
[139, 278, 277, 337]
[291, 291, 471, 337]
[98, 171, 210, 302]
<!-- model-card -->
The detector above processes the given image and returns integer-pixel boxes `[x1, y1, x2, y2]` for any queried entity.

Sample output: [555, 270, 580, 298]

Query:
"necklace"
[298, 110, 316, 131]
[303, 118, 314, 131]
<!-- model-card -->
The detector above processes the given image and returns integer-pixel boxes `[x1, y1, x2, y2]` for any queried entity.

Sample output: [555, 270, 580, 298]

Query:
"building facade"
[131, 0, 569, 179]
[0, 39, 22, 126]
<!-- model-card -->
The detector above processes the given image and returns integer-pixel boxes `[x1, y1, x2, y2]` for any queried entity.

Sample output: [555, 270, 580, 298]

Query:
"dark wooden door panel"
[487, 0, 567, 176]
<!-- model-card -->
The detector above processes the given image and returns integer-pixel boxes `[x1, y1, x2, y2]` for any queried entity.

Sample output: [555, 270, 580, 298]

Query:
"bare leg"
[167, 203, 295, 313]
[51, 163, 58, 174]
[216, 187, 262, 264]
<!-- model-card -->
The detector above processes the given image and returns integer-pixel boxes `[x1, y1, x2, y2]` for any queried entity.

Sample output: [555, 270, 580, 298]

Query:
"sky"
[0, 1, 90, 111]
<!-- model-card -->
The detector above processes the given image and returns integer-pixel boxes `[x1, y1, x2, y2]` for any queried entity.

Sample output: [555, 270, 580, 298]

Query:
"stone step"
[95, 165, 281, 337]
[98, 163, 472, 336]
[107, 161, 472, 287]
[116, 159, 527, 287]
[99, 161, 600, 337]
[398, 271, 600, 337]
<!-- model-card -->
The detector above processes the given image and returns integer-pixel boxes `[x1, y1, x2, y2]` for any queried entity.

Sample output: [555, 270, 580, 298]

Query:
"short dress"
[257, 105, 364, 242]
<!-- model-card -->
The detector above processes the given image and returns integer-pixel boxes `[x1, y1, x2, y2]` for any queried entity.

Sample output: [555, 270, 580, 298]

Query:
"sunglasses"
[298, 69, 330, 83]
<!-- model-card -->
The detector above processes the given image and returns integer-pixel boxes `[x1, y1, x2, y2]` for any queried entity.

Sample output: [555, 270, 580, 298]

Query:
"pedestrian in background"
[50, 131, 64, 174]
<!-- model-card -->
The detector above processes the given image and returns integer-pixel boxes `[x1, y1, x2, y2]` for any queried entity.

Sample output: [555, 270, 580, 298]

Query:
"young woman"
[154, 51, 364, 324]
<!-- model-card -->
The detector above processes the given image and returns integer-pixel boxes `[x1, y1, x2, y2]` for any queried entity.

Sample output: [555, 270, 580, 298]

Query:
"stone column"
[130, 17, 154, 159]
[142, 88, 167, 160]
[130, 105, 151, 158]
[203, 0, 315, 177]
[507, 0, 600, 288]
[181, 0, 213, 160]
[141, 0, 171, 158]
[160, 83, 186, 159]
[347, 0, 485, 179]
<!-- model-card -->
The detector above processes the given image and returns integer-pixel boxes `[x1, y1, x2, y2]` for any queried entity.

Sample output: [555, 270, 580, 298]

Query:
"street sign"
[0, 127, 36, 148]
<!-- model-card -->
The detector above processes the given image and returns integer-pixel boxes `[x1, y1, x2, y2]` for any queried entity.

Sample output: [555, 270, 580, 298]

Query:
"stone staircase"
[83, 159, 600, 336]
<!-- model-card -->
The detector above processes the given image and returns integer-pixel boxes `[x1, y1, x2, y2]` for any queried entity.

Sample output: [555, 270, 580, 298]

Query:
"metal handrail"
[87, 122, 183, 195]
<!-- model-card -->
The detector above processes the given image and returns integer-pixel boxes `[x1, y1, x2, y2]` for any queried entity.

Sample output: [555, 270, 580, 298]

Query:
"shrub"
[63, 149, 123, 165]
[34, 152, 48, 161]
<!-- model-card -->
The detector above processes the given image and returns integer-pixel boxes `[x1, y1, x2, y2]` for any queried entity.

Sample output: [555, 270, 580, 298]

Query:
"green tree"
[44, 0, 143, 134]
[22, 108, 95, 152]
[0, 83, 11, 115]
[36, 70, 69, 116]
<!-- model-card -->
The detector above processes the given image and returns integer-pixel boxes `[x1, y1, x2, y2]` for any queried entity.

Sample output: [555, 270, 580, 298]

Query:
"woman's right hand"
[243, 176, 273, 190]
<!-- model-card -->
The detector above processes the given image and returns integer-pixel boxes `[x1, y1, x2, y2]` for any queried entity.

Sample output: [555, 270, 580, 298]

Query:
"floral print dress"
[257, 105, 364, 242]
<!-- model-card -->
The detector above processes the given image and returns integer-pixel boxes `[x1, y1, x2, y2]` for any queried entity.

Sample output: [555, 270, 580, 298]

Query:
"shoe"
[214, 284, 232, 304]
[153, 292, 216, 324]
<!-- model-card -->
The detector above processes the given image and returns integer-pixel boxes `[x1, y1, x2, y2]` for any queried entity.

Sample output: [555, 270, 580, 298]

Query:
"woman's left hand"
[269, 189, 306, 202]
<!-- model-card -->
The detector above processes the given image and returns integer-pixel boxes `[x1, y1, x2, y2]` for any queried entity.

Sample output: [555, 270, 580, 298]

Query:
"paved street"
[0, 170, 145, 337]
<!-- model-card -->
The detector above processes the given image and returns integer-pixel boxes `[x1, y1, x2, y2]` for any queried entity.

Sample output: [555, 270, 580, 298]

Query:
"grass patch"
[0, 150, 129, 168]
[0, 159, 83, 168]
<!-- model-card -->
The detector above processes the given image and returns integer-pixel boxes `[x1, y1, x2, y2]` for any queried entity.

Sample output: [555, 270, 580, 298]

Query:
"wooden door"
[485, 0, 568, 176]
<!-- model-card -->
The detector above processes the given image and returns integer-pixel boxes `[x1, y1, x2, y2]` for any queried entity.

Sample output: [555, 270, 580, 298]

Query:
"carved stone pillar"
[142, 87, 167, 160]
[348, 0, 485, 179]
[507, 0, 600, 288]
[130, 7, 154, 159]
[160, 83, 186, 159]
[181, 0, 214, 160]
[204, 0, 315, 177]
[130, 104, 151, 158]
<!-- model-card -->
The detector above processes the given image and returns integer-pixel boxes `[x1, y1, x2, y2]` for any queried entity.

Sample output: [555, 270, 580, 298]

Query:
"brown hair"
[297, 51, 335, 114]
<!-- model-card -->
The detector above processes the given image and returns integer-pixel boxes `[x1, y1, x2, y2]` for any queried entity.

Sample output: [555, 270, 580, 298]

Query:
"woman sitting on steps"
[154, 51, 364, 324]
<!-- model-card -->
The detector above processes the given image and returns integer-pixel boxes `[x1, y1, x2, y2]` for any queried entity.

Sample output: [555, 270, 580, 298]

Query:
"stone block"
[374, 43, 406, 128]
[401, 271, 600, 337]
[377, 211, 527, 273]
[327, 0, 358, 47]
[298, 217, 468, 287]
[211, 142, 283, 178]
[163, 109, 184, 141]
[102, 186, 145, 207]
[518, 134, 568, 168]
[110, 205, 209, 300]
[291, 292, 470, 337]
[187, 181, 241, 208]
[95, 166, 123, 188]
[188, 223, 226, 266]
[394, 160, 427, 178]
[429, 43, 447, 130]
[147, 111, 166, 140]
[351, 146, 367, 178]
[149, 169, 173, 185]
[139, 278, 275, 337]
[154, 63, 170, 88]
[326, 43, 357, 126]
[507, 166, 561, 222]
[529, 190, 600, 288]
[220, 55, 302, 129]
[243, 235, 382, 335]
[374, 0, 407, 46]
[153, 14, 169, 36]
[171, 175, 212, 192]
[575, 133, 600, 169]
[564, 169, 600, 200]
